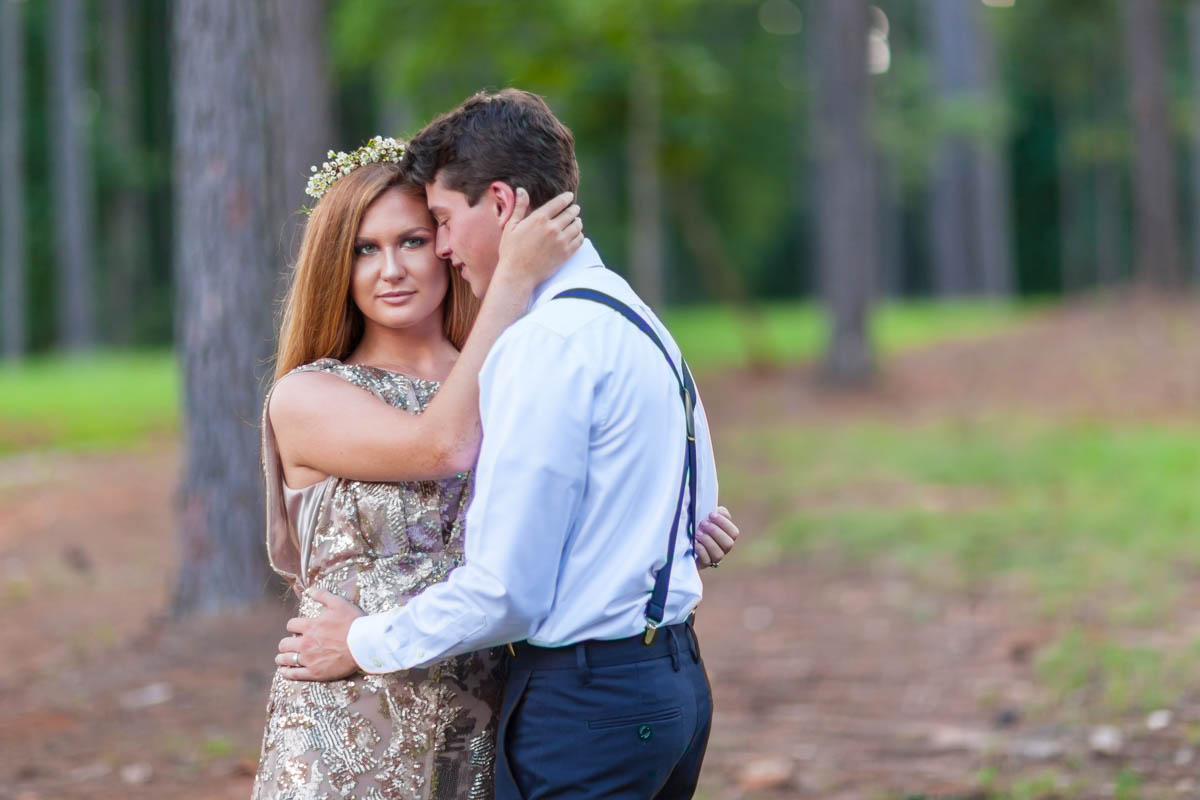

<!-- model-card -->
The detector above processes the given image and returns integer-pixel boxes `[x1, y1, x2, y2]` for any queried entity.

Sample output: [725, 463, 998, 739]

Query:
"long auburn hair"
[274, 161, 478, 380]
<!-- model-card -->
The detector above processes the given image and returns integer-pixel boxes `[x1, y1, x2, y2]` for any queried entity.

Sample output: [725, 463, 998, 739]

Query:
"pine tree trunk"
[929, 142, 973, 295]
[1056, 103, 1090, 293]
[1094, 163, 1123, 285]
[928, 0, 1013, 297]
[49, 0, 96, 351]
[812, 0, 875, 383]
[876, 154, 903, 298]
[628, 46, 665, 309]
[1122, 0, 1183, 288]
[1188, 2, 1200, 283]
[1, 0, 27, 359]
[265, 0, 335, 270]
[101, 0, 148, 345]
[172, 0, 278, 615]
[973, 140, 1014, 295]
[969, 9, 1013, 297]
[928, 0, 975, 295]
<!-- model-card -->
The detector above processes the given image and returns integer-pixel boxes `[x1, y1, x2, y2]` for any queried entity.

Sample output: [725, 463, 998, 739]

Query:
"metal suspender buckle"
[682, 387, 696, 442]
[643, 620, 660, 646]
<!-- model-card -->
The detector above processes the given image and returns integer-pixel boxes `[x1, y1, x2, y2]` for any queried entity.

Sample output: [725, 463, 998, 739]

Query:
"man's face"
[426, 174, 504, 299]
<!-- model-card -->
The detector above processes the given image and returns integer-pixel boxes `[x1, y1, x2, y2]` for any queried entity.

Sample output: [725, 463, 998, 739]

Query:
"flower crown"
[304, 135, 406, 207]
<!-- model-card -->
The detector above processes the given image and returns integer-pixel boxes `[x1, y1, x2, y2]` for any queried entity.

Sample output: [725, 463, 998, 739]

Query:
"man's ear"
[489, 182, 517, 228]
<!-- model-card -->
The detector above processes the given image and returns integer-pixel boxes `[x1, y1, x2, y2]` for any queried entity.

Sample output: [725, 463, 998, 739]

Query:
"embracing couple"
[251, 89, 740, 799]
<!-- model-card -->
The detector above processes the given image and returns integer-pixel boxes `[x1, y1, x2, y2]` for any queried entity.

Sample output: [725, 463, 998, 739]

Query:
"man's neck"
[528, 239, 603, 310]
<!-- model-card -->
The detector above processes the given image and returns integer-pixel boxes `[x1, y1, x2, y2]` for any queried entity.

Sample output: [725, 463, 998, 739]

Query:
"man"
[280, 89, 728, 798]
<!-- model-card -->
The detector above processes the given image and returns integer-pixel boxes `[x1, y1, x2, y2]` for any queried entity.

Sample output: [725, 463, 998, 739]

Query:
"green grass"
[1035, 628, 1200, 717]
[666, 299, 1031, 370]
[744, 421, 1200, 617]
[730, 419, 1200, 714]
[0, 350, 179, 454]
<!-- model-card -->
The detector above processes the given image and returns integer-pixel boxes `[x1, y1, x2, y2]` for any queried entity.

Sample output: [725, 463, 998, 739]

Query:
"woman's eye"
[355, 243, 378, 256]
[403, 237, 428, 249]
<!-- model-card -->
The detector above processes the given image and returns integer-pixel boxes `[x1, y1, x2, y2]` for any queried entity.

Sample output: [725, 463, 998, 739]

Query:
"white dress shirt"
[347, 240, 719, 672]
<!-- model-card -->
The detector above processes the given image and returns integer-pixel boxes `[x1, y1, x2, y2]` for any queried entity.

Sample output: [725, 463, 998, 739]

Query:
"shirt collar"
[528, 238, 604, 311]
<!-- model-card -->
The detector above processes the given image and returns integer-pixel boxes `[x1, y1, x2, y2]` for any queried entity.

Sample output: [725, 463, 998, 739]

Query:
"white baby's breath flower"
[302, 135, 407, 208]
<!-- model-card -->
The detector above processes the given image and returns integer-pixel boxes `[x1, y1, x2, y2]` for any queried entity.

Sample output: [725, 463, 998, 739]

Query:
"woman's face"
[351, 186, 448, 335]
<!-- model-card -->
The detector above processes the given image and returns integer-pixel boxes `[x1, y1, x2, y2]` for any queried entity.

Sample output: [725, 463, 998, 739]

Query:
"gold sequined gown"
[253, 359, 503, 800]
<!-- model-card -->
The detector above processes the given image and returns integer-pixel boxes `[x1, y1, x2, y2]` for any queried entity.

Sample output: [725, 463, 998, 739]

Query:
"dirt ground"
[6, 297, 1200, 800]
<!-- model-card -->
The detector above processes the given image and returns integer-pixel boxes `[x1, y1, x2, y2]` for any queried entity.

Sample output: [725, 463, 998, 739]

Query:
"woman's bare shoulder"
[268, 368, 358, 429]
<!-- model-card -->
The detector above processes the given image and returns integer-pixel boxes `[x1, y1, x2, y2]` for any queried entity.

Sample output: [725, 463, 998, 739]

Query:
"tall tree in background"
[266, 0, 335, 270]
[927, 0, 1012, 296]
[1, 0, 27, 359]
[49, 0, 96, 350]
[1188, 2, 1200, 283]
[969, 8, 1012, 297]
[1122, 0, 1182, 288]
[811, 0, 875, 382]
[101, 0, 148, 345]
[627, 17, 665, 309]
[172, 0, 277, 615]
[1055, 92, 1090, 292]
[927, 0, 972, 295]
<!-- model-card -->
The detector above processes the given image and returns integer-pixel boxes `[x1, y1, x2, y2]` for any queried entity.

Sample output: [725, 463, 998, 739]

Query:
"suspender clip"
[643, 621, 660, 646]
[682, 388, 696, 442]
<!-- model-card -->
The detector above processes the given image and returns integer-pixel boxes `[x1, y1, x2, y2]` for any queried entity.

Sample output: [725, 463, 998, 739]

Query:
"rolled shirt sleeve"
[347, 322, 593, 673]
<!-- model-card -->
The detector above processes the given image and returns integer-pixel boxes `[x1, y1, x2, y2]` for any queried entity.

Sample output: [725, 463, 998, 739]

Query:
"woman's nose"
[381, 248, 406, 280]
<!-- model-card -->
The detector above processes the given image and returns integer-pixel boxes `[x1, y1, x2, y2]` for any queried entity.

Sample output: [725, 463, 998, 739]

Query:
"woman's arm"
[270, 189, 584, 484]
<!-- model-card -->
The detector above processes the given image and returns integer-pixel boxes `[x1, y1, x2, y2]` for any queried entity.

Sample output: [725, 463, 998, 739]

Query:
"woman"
[252, 139, 738, 799]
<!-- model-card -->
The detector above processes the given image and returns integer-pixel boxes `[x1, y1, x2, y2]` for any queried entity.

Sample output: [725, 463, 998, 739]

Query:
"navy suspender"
[553, 288, 697, 646]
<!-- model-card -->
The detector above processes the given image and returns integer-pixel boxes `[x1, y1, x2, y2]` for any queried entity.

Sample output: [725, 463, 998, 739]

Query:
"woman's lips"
[378, 291, 415, 304]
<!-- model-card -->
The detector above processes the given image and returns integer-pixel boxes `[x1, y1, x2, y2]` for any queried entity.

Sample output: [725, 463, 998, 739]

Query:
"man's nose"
[435, 227, 452, 260]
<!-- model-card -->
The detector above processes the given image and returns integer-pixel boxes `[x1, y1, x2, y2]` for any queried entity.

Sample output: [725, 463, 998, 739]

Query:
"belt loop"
[666, 627, 681, 672]
[685, 619, 699, 663]
[689, 624, 702, 663]
[575, 643, 593, 685]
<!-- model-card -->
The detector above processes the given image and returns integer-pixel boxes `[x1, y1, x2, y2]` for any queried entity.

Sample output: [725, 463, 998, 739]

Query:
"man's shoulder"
[523, 267, 650, 336]
[486, 266, 670, 373]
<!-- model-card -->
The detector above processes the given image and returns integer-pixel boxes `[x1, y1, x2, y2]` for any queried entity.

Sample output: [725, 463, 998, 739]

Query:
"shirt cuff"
[347, 611, 408, 674]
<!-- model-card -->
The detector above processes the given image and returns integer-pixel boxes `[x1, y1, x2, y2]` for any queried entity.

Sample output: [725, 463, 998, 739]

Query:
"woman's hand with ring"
[695, 506, 739, 569]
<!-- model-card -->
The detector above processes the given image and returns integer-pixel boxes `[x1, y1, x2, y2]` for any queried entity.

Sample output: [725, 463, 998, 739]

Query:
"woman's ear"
[490, 182, 517, 228]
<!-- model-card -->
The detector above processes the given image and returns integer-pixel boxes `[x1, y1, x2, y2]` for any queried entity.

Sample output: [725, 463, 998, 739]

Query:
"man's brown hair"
[404, 89, 579, 209]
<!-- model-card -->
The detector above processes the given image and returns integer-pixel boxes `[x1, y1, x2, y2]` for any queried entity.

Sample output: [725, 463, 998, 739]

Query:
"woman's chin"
[364, 308, 438, 332]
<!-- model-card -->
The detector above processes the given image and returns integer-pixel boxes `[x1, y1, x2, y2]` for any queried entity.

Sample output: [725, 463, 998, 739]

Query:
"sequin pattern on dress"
[253, 359, 503, 800]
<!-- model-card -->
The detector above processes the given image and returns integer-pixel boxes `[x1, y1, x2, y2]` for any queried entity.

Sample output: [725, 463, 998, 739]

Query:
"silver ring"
[710, 561, 720, 569]
[292, 652, 301, 667]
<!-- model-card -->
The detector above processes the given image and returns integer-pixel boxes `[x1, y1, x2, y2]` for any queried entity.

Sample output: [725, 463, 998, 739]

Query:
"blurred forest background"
[8, 0, 1200, 358]
[8, 0, 1200, 797]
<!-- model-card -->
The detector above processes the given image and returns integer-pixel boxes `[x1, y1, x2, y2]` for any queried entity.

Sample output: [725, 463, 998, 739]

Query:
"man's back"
[476, 242, 718, 799]
[467, 242, 718, 647]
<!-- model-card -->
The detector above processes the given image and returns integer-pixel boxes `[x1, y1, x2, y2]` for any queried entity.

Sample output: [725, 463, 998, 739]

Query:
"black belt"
[507, 622, 696, 670]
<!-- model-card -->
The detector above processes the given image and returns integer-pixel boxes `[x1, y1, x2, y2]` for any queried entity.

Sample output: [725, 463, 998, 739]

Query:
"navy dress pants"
[495, 624, 712, 799]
